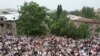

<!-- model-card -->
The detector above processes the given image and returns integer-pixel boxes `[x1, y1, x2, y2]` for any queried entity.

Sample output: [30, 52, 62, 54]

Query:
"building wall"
[73, 21, 100, 38]
[0, 16, 17, 35]
[96, 8, 100, 16]
[11, 21, 17, 35]
[0, 16, 5, 34]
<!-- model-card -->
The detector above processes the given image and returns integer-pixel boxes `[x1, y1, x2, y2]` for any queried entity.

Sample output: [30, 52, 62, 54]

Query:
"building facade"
[68, 15, 100, 38]
[73, 18, 100, 38]
[96, 8, 100, 16]
[0, 16, 17, 35]
[0, 12, 19, 35]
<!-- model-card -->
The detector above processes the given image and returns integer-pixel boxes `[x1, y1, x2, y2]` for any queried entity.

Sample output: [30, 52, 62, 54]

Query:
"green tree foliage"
[57, 4, 62, 19]
[48, 11, 57, 21]
[17, 1, 48, 35]
[61, 10, 68, 17]
[69, 10, 81, 16]
[50, 16, 71, 36]
[48, 10, 67, 21]
[77, 23, 90, 39]
[49, 5, 91, 39]
[17, 2, 91, 39]
[69, 7, 97, 19]
[50, 17, 90, 39]
[81, 7, 95, 18]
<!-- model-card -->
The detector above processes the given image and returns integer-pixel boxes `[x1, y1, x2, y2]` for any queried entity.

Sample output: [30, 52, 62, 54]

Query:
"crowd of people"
[0, 35, 100, 56]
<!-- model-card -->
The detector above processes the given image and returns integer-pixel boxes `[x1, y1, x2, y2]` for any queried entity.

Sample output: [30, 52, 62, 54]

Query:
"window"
[7, 24, 10, 27]
[5, 18, 7, 20]
[13, 17, 15, 19]
[0, 24, 4, 27]
[7, 24, 12, 28]
[0, 18, 3, 21]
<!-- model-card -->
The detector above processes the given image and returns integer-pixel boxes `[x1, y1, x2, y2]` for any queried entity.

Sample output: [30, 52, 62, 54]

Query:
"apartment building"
[0, 13, 19, 35]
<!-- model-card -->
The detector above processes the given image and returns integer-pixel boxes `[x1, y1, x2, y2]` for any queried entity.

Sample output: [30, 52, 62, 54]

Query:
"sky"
[0, 0, 100, 11]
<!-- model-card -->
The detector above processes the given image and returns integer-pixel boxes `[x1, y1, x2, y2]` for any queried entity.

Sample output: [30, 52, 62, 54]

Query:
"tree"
[48, 10, 67, 21]
[69, 10, 81, 16]
[57, 4, 62, 19]
[77, 23, 90, 39]
[50, 16, 70, 36]
[50, 15, 79, 39]
[49, 5, 91, 39]
[17, 1, 48, 35]
[81, 7, 95, 18]
[69, 7, 98, 19]
[48, 10, 57, 21]
[61, 10, 68, 17]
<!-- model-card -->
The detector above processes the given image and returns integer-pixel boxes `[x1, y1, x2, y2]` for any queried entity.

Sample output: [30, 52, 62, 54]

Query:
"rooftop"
[0, 12, 19, 21]
[73, 18, 100, 24]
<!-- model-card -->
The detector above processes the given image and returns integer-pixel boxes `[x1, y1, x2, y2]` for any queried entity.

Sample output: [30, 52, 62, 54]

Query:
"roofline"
[73, 19, 100, 24]
[5, 20, 16, 22]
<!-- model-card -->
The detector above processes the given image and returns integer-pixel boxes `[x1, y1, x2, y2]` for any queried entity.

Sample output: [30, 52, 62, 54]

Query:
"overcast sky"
[0, 0, 100, 11]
